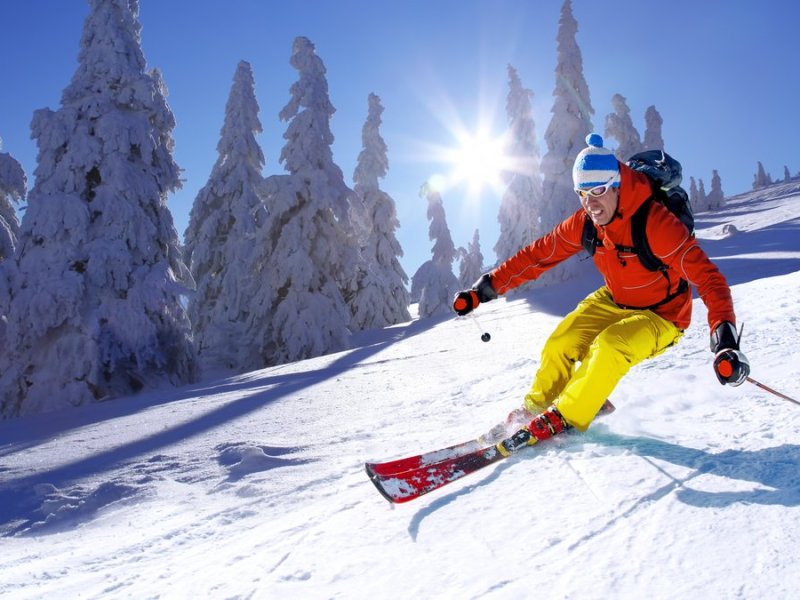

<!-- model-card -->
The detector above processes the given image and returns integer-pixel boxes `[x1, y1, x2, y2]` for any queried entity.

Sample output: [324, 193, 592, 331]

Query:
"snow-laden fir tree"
[459, 229, 484, 289]
[689, 176, 699, 211]
[495, 65, 543, 267]
[0, 0, 195, 418]
[706, 169, 725, 210]
[784, 166, 792, 183]
[690, 176, 710, 213]
[0, 144, 27, 353]
[538, 0, 594, 284]
[643, 105, 664, 151]
[411, 183, 459, 318]
[0, 144, 26, 262]
[350, 93, 411, 330]
[255, 36, 361, 365]
[753, 161, 772, 189]
[697, 178, 708, 211]
[604, 93, 644, 161]
[183, 61, 269, 372]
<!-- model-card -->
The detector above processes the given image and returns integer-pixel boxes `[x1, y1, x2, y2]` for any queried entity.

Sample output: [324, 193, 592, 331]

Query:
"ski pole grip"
[453, 290, 479, 316]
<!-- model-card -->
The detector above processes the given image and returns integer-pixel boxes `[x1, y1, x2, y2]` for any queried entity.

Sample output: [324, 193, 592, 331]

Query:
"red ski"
[365, 427, 535, 503]
[365, 401, 615, 503]
[365, 432, 497, 478]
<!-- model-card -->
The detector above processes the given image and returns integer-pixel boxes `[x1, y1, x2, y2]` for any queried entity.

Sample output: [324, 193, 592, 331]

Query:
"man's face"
[579, 184, 620, 226]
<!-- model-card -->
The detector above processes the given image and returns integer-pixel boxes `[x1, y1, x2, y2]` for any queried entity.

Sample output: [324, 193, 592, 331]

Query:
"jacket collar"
[601, 162, 652, 235]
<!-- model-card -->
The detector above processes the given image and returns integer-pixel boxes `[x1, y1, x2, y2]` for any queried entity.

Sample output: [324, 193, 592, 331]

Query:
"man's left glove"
[453, 273, 498, 316]
[713, 350, 750, 386]
[710, 321, 750, 386]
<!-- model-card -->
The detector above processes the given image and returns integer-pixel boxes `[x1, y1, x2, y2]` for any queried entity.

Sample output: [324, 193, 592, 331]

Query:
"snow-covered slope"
[2, 186, 799, 599]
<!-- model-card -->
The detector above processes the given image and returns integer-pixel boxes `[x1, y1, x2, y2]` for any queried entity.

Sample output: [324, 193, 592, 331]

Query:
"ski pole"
[746, 376, 799, 407]
[470, 313, 491, 343]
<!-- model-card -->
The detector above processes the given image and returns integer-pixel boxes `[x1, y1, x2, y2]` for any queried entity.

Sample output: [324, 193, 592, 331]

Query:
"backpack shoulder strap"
[581, 213, 600, 256]
[614, 194, 690, 310]
[630, 196, 665, 272]
[583, 196, 669, 274]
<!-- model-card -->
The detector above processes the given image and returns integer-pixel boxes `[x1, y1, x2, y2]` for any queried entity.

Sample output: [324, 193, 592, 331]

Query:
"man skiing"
[453, 133, 750, 442]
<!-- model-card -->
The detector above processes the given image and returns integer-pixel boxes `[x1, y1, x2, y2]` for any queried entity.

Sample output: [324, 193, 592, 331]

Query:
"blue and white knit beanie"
[572, 133, 620, 190]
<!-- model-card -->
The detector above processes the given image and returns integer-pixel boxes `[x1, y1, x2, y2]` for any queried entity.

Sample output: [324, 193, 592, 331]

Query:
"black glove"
[710, 321, 740, 353]
[710, 322, 750, 386]
[452, 273, 498, 316]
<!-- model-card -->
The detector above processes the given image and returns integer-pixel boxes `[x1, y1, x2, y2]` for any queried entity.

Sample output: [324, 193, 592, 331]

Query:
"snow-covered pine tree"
[784, 166, 791, 183]
[539, 0, 594, 284]
[0, 144, 26, 353]
[698, 178, 708, 211]
[753, 161, 771, 189]
[0, 145, 26, 262]
[257, 36, 361, 364]
[604, 93, 644, 161]
[689, 176, 700, 212]
[643, 105, 665, 151]
[459, 229, 484, 289]
[707, 169, 725, 210]
[409, 268, 424, 303]
[412, 183, 459, 318]
[495, 64, 543, 267]
[0, 0, 195, 418]
[183, 60, 269, 372]
[350, 93, 411, 331]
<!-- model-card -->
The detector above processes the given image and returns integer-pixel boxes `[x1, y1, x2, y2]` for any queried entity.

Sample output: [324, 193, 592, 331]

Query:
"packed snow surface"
[2, 184, 799, 598]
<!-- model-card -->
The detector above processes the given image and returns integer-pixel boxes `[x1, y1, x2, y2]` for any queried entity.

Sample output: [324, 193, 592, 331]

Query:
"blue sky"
[2, 0, 798, 278]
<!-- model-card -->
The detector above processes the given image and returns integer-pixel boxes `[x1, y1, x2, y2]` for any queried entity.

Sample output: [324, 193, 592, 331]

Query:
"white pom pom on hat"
[572, 133, 620, 190]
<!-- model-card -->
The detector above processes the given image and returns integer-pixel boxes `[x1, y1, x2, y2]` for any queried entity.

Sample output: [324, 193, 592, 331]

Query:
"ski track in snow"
[1, 186, 800, 598]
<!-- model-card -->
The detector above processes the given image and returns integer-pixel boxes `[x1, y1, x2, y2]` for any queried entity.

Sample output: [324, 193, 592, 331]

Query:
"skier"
[453, 134, 750, 442]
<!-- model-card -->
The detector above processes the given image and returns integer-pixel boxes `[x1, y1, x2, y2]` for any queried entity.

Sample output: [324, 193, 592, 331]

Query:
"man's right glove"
[453, 273, 498, 316]
[710, 321, 750, 386]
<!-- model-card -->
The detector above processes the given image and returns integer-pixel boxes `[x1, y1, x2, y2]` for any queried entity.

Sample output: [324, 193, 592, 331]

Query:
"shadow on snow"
[0, 314, 439, 536]
[407, 429, 800, 540]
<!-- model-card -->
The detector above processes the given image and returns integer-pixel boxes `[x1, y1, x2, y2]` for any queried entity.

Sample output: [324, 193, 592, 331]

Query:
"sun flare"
[445, 129, 508, 195]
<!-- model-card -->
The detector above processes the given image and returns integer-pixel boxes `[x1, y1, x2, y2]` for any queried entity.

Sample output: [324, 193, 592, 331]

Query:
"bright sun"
[445, 129, 508, 195]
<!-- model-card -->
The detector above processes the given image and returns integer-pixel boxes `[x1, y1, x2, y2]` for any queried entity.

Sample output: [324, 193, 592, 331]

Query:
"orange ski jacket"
[490, 163, 735, 332]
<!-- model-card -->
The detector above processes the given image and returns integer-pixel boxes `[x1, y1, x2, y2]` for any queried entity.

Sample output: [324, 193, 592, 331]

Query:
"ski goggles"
[575, 177, 618, 198]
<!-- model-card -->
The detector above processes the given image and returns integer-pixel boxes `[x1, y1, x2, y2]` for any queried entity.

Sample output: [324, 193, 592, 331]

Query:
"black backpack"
[581, 150, 694, 308]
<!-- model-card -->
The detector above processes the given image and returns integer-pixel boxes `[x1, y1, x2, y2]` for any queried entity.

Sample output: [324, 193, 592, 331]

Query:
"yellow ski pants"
[524, 287, 683, 431]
